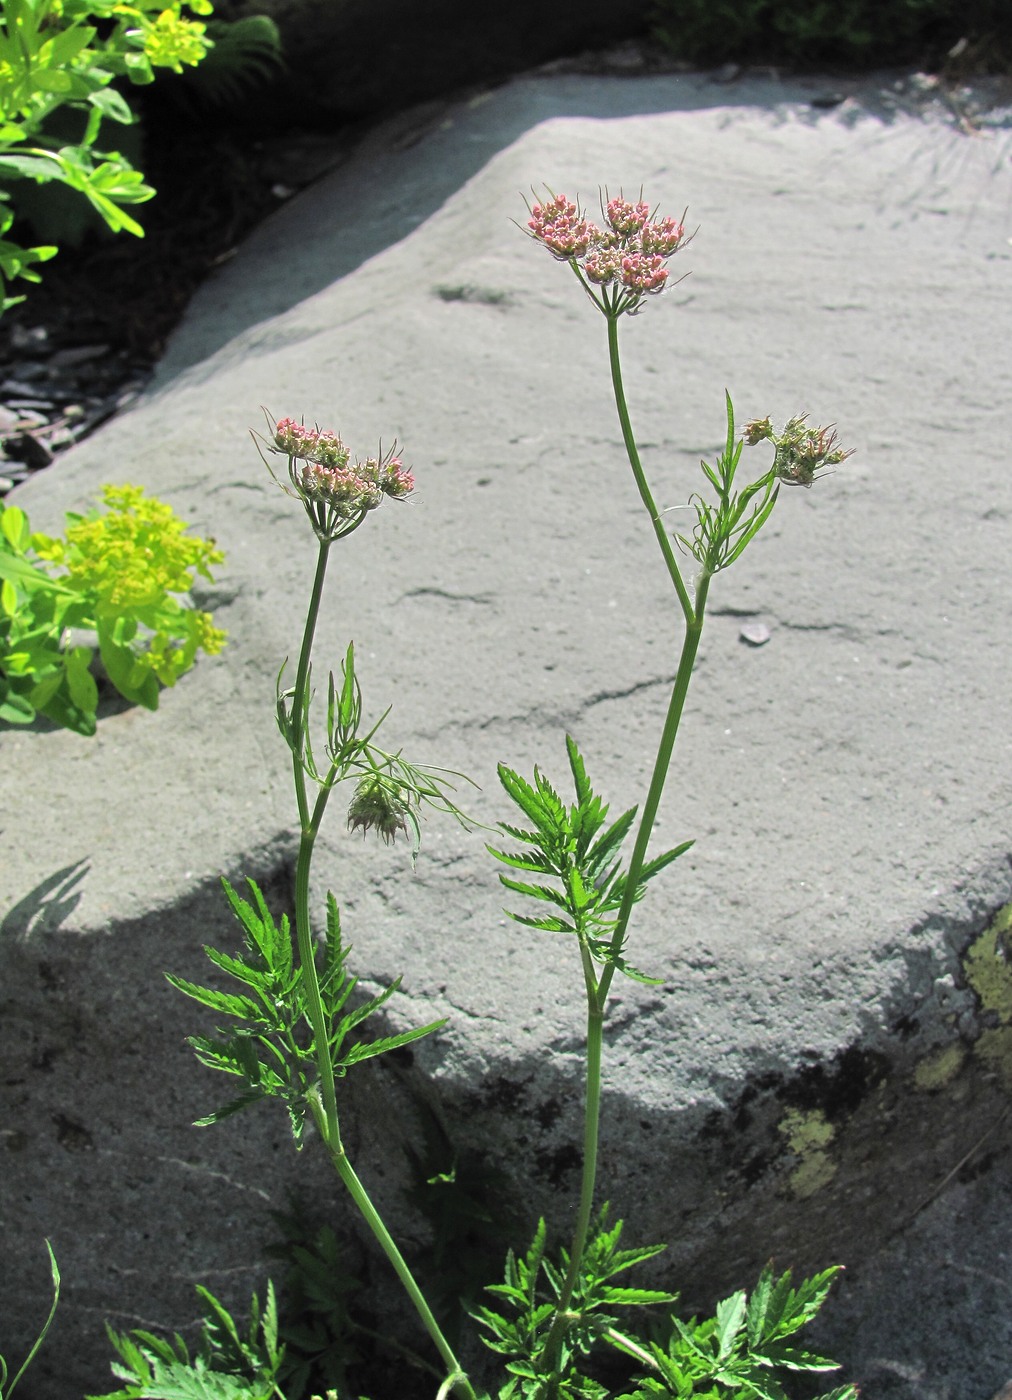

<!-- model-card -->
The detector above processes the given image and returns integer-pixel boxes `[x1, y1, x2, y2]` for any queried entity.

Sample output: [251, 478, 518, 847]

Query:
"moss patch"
[914, 1042, 966, 1091]
[778, 1107, 837, 1199]
[963, 900, 1012, 1086]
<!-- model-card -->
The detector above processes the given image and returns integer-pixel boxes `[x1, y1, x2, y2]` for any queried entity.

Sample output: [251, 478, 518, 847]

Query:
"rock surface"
[2, 69, 1011, 1399]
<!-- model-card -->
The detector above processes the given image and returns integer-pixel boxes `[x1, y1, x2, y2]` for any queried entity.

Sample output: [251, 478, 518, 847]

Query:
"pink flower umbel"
[259, 413, 414, 541]
[525, 188, 690, 316]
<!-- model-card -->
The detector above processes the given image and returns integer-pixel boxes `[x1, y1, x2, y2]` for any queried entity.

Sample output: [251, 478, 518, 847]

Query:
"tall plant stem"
[292, 537, 332, 829]
[540, 993, 604, 1384]
[290, 536, 341, 1142]
[308, 1097, 477, 1400]
[290, 539, 474, 1400]
[599, 572, 707, 1004]
[607, 314, 694, 627]
[545, 319, 712, 1386]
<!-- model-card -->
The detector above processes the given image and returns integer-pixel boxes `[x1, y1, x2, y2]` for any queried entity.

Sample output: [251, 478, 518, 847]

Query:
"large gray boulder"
[2, 70, 1011, 1399]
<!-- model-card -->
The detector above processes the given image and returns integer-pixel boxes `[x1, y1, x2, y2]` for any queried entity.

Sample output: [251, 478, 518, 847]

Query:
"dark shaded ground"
[0, 101, 367, 494]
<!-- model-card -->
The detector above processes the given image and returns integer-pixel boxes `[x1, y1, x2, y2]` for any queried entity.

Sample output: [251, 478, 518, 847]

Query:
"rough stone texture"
[2, 70, 1012, 1399]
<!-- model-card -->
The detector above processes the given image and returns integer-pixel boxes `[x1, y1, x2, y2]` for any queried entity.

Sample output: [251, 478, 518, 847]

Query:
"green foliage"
[0, 1241, 59, 1400]
[168, 878, 448, 1137]
[0, 0, 220, 307]
[624, 1264, 858, 1400]
[677, 394, 779, 578]
[90, 1281, 285, 1400]
[488, 735, 692, 983]
[649, 0, 1011, 70]
[0, 486, 226, 734]
[277, 638, 476, 856]
[474, 1212, 674, 1400]
[266, 1205, 365, 1400]
[477, 1231, 854, 1400]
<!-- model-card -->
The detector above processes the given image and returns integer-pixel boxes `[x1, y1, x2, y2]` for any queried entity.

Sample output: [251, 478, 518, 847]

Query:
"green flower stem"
[290, 535, 473, 1400]
[599, 569, 709, 1005]
[539, 993, 605, 1386]
[294, 826, 341, 1143]
[307, 1096, 477, 1400]
[289, 536, 342, 1143]
[606, 313, 695, 627]
[545, 319, 713, 1387]
[543, 607, 709, 1395]
[292, 535, 332, 829]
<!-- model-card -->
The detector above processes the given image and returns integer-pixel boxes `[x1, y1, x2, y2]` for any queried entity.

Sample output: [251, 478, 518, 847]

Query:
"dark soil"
[0, 100, 359, 495]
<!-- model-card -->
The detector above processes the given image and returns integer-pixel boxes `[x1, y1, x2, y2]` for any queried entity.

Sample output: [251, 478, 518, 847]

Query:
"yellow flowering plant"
[0, 0, 214, 309]
[0, 482, 226, 733]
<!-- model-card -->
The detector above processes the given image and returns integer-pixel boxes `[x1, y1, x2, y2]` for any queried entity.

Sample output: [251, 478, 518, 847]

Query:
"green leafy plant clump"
[0, 0, 284, 311]
[0, 0, 223, 308]
[92, 1281, 285, 1400]
[0, 482, 226, 733]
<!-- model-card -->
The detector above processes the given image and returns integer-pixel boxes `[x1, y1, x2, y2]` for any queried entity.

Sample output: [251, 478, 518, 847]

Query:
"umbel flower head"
[743, 413, 854, 487]
[260, 414, 414, 541]
[525, 189, 691, 316]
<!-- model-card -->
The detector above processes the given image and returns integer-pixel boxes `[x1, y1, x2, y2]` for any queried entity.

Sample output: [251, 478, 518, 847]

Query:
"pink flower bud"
[583, 245, 622, 286]
[605, 197, 650, 236]
[528, 194, 599, 260]
[274, 417, 320, 459]
[620, 252, 667, 294]
[640, 215, 685, 257]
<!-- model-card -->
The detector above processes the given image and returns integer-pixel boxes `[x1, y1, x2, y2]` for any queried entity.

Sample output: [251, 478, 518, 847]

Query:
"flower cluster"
[32, 482, 224, 610]
[527, 191, 688, 313]
[743, 414, 854, 488]
[347, 773, 412, 844]
[267, 417, 414, 541]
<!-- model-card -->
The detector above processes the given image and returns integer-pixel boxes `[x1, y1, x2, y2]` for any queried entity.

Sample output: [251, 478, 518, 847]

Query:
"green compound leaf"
[490, 737, 690, 981]
[171, 878, 448, 1137]
[90, 1281, 283, 1400]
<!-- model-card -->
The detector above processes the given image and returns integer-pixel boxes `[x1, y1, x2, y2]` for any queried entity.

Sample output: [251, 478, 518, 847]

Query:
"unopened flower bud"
[620, 252, 667, 294]
[605, 197, 650, 236]
[528, 194, 599, 260]
[742, 417, 773, 446]
[347, 775, 411, 844]
[313, 431, 350, 469]
[583, 245, 622, 285]
[274, 417, 319, 459]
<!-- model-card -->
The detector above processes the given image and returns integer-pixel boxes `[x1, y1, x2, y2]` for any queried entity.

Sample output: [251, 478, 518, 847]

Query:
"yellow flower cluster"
[139, 6, 212, 72]
[33, 483, 225, 611]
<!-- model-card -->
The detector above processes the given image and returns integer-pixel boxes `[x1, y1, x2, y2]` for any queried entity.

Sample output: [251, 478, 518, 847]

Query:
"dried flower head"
[526, 187, 690, 315]
[347, 774, 412, 844]
[755, 415, 855, 487]
[259, 414, 414, 541]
